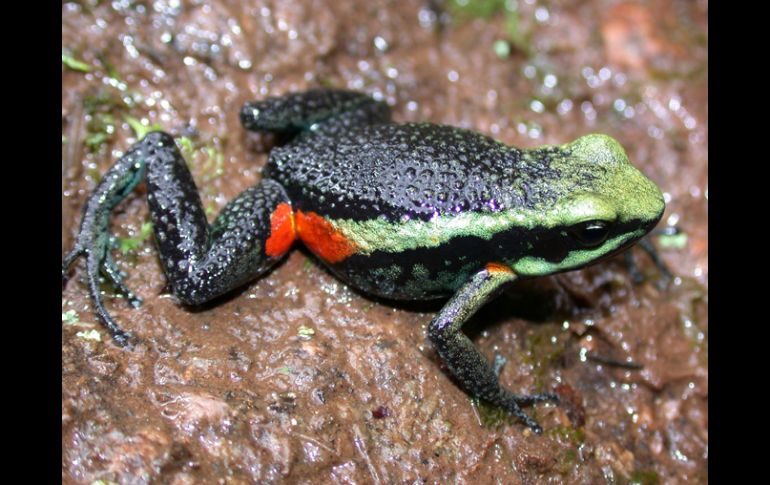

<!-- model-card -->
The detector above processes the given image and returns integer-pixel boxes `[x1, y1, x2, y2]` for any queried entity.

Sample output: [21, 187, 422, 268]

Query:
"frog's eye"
[570, 220, 610, 248]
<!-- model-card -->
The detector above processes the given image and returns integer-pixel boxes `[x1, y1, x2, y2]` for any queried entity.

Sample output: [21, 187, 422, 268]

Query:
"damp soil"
[62, 1, 707, 483]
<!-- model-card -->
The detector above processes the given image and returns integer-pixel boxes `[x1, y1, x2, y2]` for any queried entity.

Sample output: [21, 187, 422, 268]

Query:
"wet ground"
[62, 0, 707, 483]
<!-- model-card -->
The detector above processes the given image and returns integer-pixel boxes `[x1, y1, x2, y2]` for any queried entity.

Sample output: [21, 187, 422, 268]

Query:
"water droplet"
[373, 36, 389, 52]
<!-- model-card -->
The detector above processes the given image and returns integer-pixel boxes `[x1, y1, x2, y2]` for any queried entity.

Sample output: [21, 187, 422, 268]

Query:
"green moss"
[118, 221, 153, 254]
[450, 0, 504, 18]
[493, 39, 511, 58]
[471, 397, 520, 429]
[503, 6, 530, 55]
[82, 89, 125, 153]
[628, 469, 659, 485]
[83, 89, 123, 114]
[84, 132, 111, 152]
[124, 114, 162, 140]
[178, 135, 226, 183]
[554, 448, 580, 474]
[522, 324, 566, 390]
[77, 329, 102, 342]
[450, 0, 532, 56]
[657, 231, 688, 250]
[546, 425, 585, 445]
[96, 53, 121, 81]
[297, 325, 315, 340]
[202, 145, 225, 180]
[177, 136, 196, 159]
[62, 50, 93, 72]
[62, 310, 80, 325]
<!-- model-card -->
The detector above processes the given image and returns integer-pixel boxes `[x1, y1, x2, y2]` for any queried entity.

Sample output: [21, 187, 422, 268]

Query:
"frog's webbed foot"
[492, 390, 560, 435]
[62, 239, 135, 347]
[428, 264, 559, 434]
[62, 139, 152, 345]
[493, 354, 508, 377]
[626, 227, 676, 289]
[62, 247, 83, 285]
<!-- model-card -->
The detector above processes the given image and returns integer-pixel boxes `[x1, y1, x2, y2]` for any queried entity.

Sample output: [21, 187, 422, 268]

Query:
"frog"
[62, 88, 665, 434]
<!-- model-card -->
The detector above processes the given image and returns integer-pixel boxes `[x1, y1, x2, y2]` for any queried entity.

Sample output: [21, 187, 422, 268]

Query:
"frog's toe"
[62, 246, 84, 284]
[492, 354, 508, 377]
[103, 252, 143, 308]
[484, 388, 559, 434]
[492, 390, 559, 434]
[521, 415, 544, 435]
[110, 328, 133, 348]
[623, 251, 646, 284]
[500, 398, 545, 434]
[626, 234, 675, 289]
[82, 250, 136, 347]
[514, 392, 560, 406]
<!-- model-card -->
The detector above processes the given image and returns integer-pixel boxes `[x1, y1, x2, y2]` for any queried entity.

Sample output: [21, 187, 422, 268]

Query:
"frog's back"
[264, 123, 559, 222]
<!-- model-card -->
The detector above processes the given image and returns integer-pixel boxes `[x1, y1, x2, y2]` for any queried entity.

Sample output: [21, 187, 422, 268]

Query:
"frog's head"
[510, 134, 665, 277]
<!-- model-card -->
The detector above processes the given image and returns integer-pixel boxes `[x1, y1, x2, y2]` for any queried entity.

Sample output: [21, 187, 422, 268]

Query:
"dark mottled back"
[264, 122, 565, 221]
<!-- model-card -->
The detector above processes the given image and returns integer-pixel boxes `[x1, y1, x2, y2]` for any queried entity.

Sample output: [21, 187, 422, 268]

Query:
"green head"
[510, 134, 665, 277]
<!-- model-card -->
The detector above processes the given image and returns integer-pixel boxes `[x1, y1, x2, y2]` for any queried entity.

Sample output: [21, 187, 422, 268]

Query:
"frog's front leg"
[428, 263, 559, 434]
[240, 88, 391, 135]
[62, 132, 294, 346]
[624, 230, 675, 288]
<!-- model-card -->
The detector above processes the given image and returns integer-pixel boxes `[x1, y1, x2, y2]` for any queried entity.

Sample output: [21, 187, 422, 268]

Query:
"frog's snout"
[641, 170, 666, 224]
[645, 191, 666, 232]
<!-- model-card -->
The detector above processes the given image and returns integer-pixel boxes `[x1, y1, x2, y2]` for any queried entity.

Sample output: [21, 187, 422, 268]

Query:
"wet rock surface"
[63, 1, 707, 483]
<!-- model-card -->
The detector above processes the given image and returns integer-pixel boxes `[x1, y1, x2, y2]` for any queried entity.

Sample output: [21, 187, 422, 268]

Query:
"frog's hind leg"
[62, 132, 295, 346]
[240, 88, 391, 135]
[427, 264, 559, 434]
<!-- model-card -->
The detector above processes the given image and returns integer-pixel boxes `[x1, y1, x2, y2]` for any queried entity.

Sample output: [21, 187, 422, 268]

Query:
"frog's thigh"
[131, 135, 292, 306]
[155, 179, 295, 306]
[427, 263, 557, 433]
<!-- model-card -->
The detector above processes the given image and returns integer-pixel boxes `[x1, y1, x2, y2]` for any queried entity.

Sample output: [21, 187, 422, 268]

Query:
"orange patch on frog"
[295, 210, 358, 263]
[265, 203, 297, 258]
[485, 262, 513, 275]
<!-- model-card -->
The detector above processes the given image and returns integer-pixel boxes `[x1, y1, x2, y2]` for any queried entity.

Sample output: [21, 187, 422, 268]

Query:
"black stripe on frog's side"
[316, 218, 650, 301]
[264, 124, 582, 223]
[316, 227, 534, 300]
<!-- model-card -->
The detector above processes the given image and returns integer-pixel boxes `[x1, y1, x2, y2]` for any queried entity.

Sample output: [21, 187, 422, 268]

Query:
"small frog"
[62, 89, 665, 433]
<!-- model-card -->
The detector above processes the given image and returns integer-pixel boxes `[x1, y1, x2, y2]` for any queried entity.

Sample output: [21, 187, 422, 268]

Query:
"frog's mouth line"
[511, 227, 647, 276]
[568, 227, 650, 269]
[590, 236, 644, 265]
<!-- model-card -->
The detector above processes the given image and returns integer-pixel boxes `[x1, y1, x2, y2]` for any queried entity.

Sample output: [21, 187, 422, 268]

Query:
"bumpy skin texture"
[268, 123, 553, 221]
[62, 89, 665, 432]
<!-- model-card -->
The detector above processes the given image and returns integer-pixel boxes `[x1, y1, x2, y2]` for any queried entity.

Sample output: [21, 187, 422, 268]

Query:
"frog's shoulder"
[264, 123, 557, 222]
